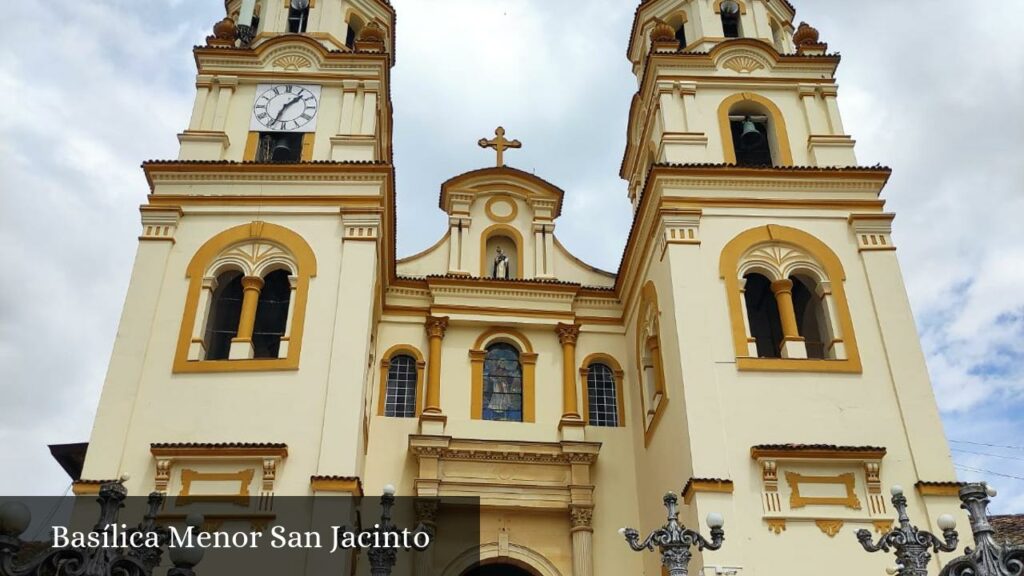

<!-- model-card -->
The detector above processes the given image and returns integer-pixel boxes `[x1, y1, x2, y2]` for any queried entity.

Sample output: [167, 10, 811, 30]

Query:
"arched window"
[176, 221, 317, 373]
[770, 18, 786, 53]
[586, 363, 619, 427]
[384, 354, 417, 417]
[720, 225, 862, 373]
[482, 343, 523, 422]
[346, 13, 365, 48]
[636, 282, 667, 443]
[791, 274, 830, 360]
[720, 0, 742, 38]
[730, 114, 772, 166]
[287, 0, 309, 33]
[204, 271, 243, 360]
[252, 269, 292, 358]
[743, 273, 783, 359]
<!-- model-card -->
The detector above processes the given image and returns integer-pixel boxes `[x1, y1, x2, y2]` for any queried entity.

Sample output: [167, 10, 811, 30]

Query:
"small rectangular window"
[256, 132, 304, 162]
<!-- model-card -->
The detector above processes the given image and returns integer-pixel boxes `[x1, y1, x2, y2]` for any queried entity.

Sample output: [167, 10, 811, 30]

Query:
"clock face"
[250, 83, 321, 132]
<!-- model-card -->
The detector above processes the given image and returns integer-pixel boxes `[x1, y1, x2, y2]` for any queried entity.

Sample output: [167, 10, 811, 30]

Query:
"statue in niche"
[492, 247, 511, 279]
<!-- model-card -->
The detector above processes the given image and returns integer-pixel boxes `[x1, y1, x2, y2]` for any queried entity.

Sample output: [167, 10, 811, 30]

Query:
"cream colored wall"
[81, 204, 380, 497]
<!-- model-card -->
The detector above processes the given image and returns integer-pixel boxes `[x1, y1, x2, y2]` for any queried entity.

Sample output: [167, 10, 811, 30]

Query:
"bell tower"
[80, 0, 398, 502]
[622, 0, 857, 209]
[619, 2, 960, 575]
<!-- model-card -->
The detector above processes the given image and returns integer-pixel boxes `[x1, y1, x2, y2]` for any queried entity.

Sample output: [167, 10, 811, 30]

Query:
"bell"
[740, 117, 764, 149]
[271, 141, 294, 161]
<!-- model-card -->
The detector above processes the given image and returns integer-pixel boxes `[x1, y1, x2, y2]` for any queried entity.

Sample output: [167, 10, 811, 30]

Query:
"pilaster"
[316, 211, 382, 477]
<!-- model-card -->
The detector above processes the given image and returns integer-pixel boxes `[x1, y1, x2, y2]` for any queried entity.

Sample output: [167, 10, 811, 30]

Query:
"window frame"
[635, 282, 668, 445]
[580, 354, 626, 428]
[174, 221, 317, 373]
[377, 345, 426, 418]
[717, 93, 794, 167]
[720, 224, 861, 373]
[470, 328, 537, 423]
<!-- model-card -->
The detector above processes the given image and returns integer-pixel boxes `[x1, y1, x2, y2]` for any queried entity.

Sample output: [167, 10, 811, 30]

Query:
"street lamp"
[856, 485, 959, 576]
[365, 485, 430, 576]
[939, 483, 1024, 576]
[0, 481, 203, 576]
[619, 491, 725, 576]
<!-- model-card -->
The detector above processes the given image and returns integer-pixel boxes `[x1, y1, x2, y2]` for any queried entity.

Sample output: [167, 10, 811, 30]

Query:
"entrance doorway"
[461, 564, 536, 576]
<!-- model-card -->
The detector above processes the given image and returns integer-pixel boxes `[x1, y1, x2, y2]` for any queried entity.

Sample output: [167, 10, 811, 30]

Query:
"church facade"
[71, 0, 968, 574]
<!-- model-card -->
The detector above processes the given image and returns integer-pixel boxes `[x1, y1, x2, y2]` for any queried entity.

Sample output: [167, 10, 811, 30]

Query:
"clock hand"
[271, 94, 306, 124]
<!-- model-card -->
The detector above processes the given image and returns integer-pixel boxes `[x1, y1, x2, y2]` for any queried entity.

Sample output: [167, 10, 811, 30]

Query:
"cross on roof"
[478, 126, 521, 167]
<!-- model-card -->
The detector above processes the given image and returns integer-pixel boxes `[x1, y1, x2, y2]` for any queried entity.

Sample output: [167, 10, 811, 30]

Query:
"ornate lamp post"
[939, 483, 1024, 576]
[0, 481, 203, 576]
[856, 485, 959, 576]
[618, 492, 725, 576]
[365, 485, 430, 576]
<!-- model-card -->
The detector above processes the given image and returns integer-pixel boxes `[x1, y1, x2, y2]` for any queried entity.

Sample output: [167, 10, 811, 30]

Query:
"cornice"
[141, 160, 391, 191]
[408, 435, 601, 465]
[438, 166, 565, 218]
[750, 444, 887, 461]
[150, 442, 289, 458]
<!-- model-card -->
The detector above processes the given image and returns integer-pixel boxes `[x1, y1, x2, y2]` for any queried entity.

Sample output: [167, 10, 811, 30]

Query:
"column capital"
[770, 278, 793, 295]
[241, 275, 265, 291]
[570, 505, 594, 532]
[555, 322, 581, 346]
[426, 316, 449, 339]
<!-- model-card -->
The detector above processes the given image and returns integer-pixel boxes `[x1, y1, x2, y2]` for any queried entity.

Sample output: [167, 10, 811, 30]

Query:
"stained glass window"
[482, 343, 523, 422]
[384, 355, 417, 418]
[587, 363, 619, 427]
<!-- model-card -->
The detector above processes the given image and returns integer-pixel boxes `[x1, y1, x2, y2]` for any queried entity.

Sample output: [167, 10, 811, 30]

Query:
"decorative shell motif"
[793, 21, 820, 46]
[741, 244, 817, 279]
[273, 54, 313, 71]
[723, 55, 765, 73]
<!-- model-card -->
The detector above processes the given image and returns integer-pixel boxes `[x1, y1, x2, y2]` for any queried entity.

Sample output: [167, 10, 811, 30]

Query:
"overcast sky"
[1, 0, 1022, 513]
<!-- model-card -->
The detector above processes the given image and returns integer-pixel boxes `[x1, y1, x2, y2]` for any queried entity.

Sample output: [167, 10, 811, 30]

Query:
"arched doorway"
[462, 564, 535, 576]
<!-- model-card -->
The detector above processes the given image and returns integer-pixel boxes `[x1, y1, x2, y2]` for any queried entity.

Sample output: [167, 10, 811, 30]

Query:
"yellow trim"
[470, 328, 536, 423]
[579, 353, 626, 427]
[377, 344, 426, 417]
[177, 469, 254, 507]
[636, 282, 669, 447]
[785, 472, 862, 510]
[750, 446, 885, 460]
[717, 92, 794, 166]
[173, 221, 318, 373]
[310, 477, 363, 495]
[243, 131, 259, 160]
[484, 195, 519, 223]
[719, 225, 862, 374]
[916, 482, 963, 497]
[479, 223, 525, 279]
[301, 133, 315, 161]
[71, 481, 106, 495]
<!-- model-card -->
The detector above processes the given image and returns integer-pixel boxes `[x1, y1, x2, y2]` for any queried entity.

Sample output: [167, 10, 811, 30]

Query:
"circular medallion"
[485, 197, 518, 223]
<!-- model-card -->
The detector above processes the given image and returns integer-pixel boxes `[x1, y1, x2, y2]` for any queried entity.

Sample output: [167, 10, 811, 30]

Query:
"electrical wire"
[950, 439, 1024, 451]
[954, 464, 1024, 482]
[952, 448, 1024, 462]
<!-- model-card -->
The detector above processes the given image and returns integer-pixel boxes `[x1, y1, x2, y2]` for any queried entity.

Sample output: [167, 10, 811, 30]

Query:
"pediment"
[439, 167, 564, 219]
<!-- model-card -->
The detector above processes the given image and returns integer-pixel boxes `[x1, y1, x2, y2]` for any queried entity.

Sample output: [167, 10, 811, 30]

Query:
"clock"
[250, 83, 321, 132]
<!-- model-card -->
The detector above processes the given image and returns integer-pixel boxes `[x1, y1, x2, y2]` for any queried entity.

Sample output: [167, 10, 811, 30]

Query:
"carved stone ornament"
[723, 55, 765, 73]
[793, 22, 820, 46]
[649, 19, 677, 43]
[425, 316, 449, 340]
[213, 16, 237, 40]
[555, 323, 581, 346]
[272, 54, 313, 71]
[357, 19, 387, 44]
[570, 506, 594, 530]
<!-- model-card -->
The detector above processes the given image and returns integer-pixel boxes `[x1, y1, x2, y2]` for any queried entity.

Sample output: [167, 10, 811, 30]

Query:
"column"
[187, 276, 218, 360]
[556, 323, 584, 440]
[815, 281, 846, 360]
[447, 217, 469, 275]
[798, 84, 828, 135]
[770, 279, 807, 359]
[570, 505, 594, 576]
[421, 316, 449, 434]
[229, 275, 263, 360]
[413, 499, 439, 576]
[188, 76, 213, 130]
